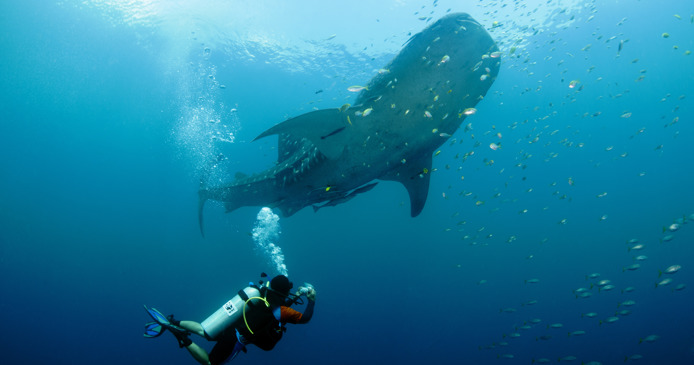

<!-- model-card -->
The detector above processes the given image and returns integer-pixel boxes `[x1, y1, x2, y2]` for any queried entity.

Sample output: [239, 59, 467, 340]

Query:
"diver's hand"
[306, 287, 316, 301]
[296, 286, 308, 296]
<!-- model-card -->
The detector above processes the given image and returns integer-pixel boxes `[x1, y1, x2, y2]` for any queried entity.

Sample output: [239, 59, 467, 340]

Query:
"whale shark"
[198, 13, 499, 234]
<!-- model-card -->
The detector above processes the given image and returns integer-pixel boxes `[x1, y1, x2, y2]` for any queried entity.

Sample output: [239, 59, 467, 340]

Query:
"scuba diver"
[144, 274, 316, 365]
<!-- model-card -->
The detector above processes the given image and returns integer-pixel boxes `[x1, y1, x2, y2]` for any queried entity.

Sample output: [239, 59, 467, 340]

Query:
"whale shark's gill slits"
[270, 138, 327, 190]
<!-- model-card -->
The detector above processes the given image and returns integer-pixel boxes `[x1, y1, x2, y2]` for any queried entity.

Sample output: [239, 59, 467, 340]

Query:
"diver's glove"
[304, 283, 317, 301]
[306, 288, 316, 301]
[297, 283, 316, 301]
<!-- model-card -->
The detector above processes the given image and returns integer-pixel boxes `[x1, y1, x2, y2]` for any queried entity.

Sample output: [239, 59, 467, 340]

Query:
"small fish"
[489, 142, 500, 150]
[600, 284, 615, 291]
[438, 55, 450, 65]
[596, 279, 611, 287]
[490, 51, 502, 58]
[577, 292, 592, 299]
[568, 330, 586, 337]
[339, 103, 351, 112]
[347, 85, 368, 92]
[628, 244, 644, 251]
[623, 263, 640, 271]
[463, 107, 477, 115]
[639, 334, 660, 343]
[619, 300, 636, 307]
[662, 32, 670, 38]
[525, 278, 540, 284]
[660, 264, 681, 276]
[655, 277, 673, 287]
[548, 323, 563, 329]
[600, 316, 619, 325]
[582, 312, 598, 318]
[424, 110, 432, 118]
[362, 107, 373, 117]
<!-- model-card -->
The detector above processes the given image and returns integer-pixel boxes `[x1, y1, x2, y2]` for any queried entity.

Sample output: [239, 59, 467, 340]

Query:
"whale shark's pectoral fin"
[253, 108, 353, 160]
[381, 154, 432, 217]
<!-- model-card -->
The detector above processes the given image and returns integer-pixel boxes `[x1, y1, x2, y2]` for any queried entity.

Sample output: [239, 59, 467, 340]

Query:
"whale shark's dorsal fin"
[254, 108, 354, 160]
[380, 154, 432, 217]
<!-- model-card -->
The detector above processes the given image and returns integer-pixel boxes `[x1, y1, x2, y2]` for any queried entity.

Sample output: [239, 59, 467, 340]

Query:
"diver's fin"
[144, 321, 164, 338]
[253, 108, 354, 160]
[380, 154, 432, 217]
[144, 305, 171, 325]
[144, 305, 192, 347]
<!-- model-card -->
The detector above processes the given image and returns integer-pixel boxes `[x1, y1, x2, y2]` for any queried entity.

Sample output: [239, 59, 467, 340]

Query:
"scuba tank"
[201, 285, 265, 340]
[201, 273, 306, 343]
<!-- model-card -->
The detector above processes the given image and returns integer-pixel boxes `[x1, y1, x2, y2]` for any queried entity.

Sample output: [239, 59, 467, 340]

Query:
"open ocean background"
[1, 1, 693, 364]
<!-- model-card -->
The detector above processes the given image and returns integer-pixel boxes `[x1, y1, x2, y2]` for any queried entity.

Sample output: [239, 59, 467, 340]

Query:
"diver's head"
[269, 275, 293, 296]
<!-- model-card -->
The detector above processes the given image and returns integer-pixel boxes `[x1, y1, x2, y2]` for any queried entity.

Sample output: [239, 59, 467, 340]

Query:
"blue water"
[1, 1, 693, 364]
